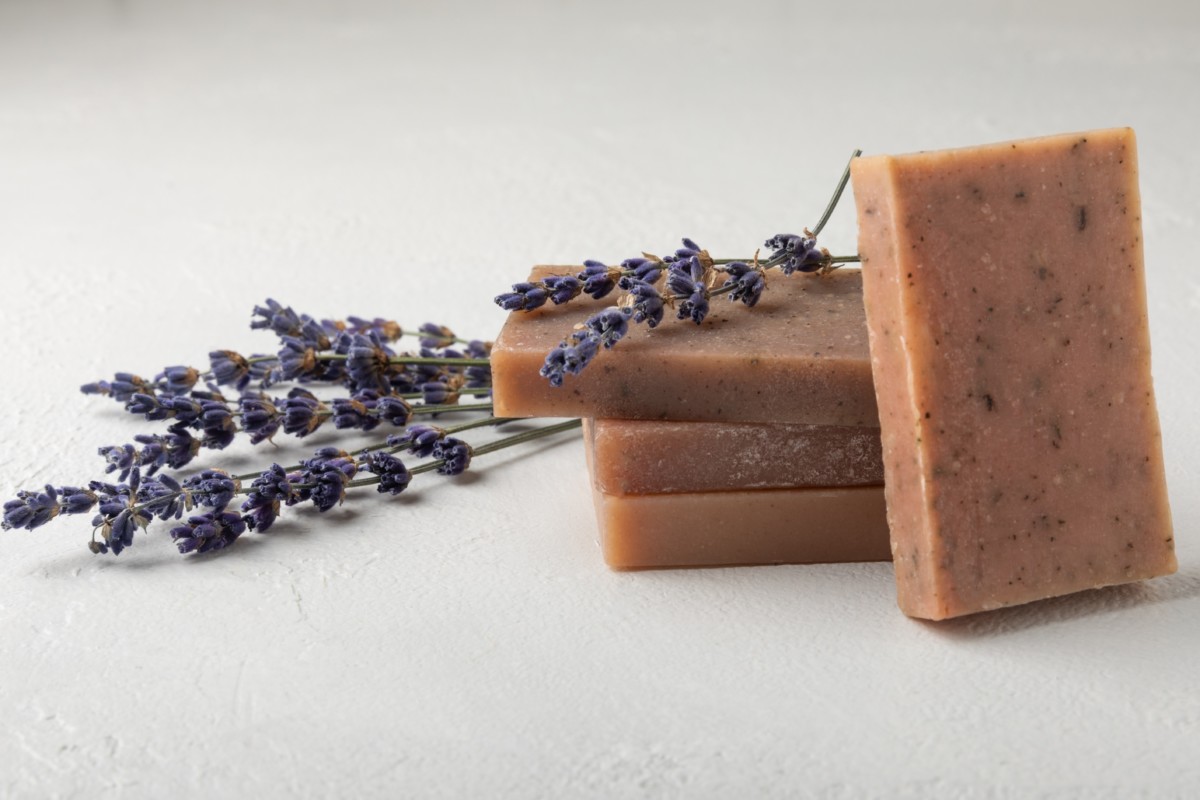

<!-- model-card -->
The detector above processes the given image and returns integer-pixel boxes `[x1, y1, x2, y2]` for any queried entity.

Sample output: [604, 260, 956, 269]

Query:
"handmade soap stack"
[491, 266, 893, 569]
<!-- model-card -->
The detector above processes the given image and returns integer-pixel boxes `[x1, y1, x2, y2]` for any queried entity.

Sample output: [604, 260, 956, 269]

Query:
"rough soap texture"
[851, 128, 1175, 620]
[584, 418, 883, 495]
[492, 266, 877, 426]
[591, 485, 891, 570]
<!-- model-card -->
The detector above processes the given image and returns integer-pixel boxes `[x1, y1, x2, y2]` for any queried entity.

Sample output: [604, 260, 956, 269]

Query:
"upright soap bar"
[851, 128, 1175, 620]
[585, 418, 883, 494]
[492, 267, 878, 426]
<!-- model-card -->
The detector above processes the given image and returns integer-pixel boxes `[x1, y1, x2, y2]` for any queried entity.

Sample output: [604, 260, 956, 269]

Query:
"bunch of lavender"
[3, 297, 581, 556]
[80, 300, 496, 475]
[3, 416, 579, 556]
[495, 150, 863, 385]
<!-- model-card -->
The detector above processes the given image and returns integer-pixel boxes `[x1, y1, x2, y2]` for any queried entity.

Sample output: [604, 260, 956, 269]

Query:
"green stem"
[809, 148, 862, 238]
[346, 419, 582, 488]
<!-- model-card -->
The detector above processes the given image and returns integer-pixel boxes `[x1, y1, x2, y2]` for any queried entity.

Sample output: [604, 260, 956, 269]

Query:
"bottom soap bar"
[592, 486, 892, 570]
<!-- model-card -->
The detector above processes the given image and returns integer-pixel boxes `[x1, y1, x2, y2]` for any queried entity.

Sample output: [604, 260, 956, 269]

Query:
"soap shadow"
[925, 563, 1200, 639]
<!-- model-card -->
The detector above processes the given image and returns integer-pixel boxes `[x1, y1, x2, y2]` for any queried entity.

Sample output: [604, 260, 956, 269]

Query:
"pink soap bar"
[584, 418, 883, 495]
[492, 267, 878, 426]
[580, 419, 890, 569]
[591, 485, 892, 570]
[851, 128, 1175, 619]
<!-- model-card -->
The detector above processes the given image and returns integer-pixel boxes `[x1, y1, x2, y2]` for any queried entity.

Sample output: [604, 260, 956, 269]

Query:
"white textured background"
[2, 1, 1198, 797]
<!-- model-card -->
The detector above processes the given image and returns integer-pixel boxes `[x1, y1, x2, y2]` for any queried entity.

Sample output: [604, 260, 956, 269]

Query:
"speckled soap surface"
[491, 266, 877, 426]
[851, 129, 1175, 620]
[585, 418, 883, 495]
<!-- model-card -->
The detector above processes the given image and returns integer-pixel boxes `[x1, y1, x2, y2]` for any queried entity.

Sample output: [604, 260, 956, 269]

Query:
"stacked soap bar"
[851, 128, 1175, 618]
[494, 266, 890, 569]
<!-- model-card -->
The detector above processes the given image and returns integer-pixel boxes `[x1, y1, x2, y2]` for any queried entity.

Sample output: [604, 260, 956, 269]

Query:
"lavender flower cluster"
[496, 234, 833, 386]
[79, 300, 493, 474]
[1, 299, 587, 558]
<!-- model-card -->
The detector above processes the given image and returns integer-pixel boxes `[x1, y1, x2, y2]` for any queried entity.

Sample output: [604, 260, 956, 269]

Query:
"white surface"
[2, 1, 1198, 797]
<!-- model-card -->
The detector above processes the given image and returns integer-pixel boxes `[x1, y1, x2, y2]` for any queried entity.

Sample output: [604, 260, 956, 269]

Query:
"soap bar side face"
[589, 418, 884, 494]
[491, 267, 878, 426]
[594, 485, 892, 569]
[853, 129, 1175, 619]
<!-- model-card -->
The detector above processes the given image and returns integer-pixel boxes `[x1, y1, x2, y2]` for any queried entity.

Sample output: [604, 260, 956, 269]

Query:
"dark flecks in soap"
[1077, 206, 1088, 231]
[983, 393, 995, 412]
[1015, 190, 1027, 200]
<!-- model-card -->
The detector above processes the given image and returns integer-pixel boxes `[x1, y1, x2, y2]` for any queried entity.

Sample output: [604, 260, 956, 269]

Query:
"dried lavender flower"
[170, 511, 246, 554]
[432, 437, 472, 476]
[182, 469, 239, 510]
[722, 262, 767, 307]
[387, 424, 444, 457]
[363, 451, 411, 495]
[209, 350, 252, 390]
[764, 233, 825, 275]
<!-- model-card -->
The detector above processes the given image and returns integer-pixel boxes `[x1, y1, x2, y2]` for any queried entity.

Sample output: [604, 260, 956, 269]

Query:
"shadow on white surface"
[925, 563, 1200, 638]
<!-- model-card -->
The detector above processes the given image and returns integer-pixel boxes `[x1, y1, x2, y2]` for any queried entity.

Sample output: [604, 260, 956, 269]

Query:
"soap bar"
[851, 128, 1175, 620]
[591, 485, 891, 569]
[584, 418, 883, 495]
[492, 266, 878, 426]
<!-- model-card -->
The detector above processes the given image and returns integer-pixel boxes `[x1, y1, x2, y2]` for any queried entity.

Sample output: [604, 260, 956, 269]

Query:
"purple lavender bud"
[165, 396, 204, 425]
[209, 351, 251, 390]
[582, 307, 631, 349]
[241, 492, 280, 532]
[376, 395, 413, 427]
[387, 424, 444, 457]
[543, 275, 583, 305]
[138, 474, 186, 521]
[280, 388, 326, 437]
[238, 394, 282, 444]
[98, 444, 141, 481]
[57, 486, 98, 516]
[364, 451, 411, 495]
[199, 400, 236, 450]
[296, 459, 356, 512]
[347, 333, 395, 394]
[618, 258, 662, 288]
[495, 282, 549, 312]
[158, 366, 200, 395]
[419, 323, 457, 349]
[109, 373, 153, 403]
[722, 262, 766, 307]
[578, 261, 618, 300]
[332, 390, 381, 431]
[170, 511, 246, 555]
[625, 280, 665, 328]
[666, 257, 710, 325]
[433, 437, 472, 476]
[2, 486, 60, 531]
[105, 509, 144, 555]
[277, 336, 318, 381]
[182, 469, 239, 510]
[251, 299, 303, 337]
[343, 316, 403, 341]
[421, 381, 458, 405]
[250, 464, 297, 504]
[126, 392, 171, 421]
[764, 233, 824, 275]
[540, 345, 569, 387]
[81, 380, 113, 396]
[135, 428, 200, 472]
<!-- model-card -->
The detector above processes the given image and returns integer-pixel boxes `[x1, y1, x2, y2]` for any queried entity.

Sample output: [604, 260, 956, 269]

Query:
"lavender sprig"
[3, 417, 576, 557]
[496, 150, 864, 384]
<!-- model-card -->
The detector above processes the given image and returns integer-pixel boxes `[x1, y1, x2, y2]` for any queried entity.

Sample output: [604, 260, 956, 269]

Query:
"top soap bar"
[851, 128, 1175, 619]
[491, 266, 877, 426]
